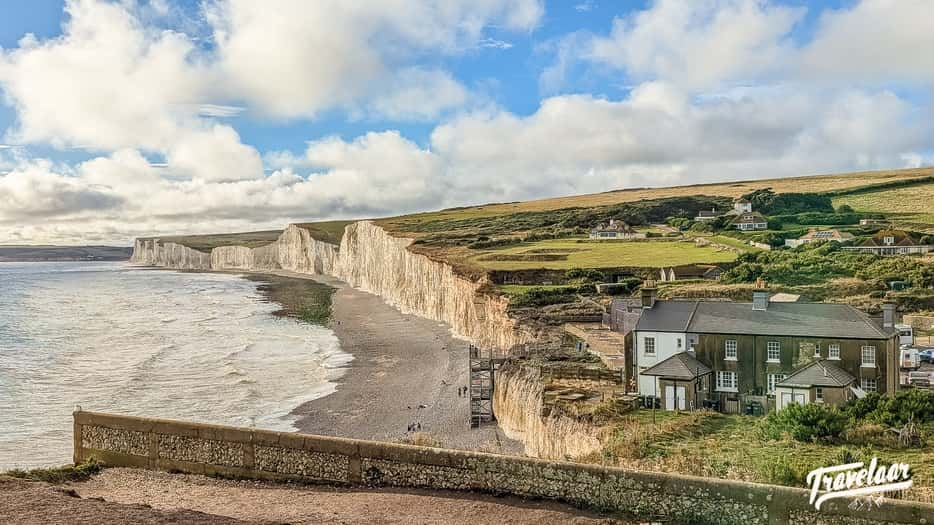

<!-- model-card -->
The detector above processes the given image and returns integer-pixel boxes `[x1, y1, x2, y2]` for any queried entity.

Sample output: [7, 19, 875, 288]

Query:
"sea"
[0, 262, 351, 469]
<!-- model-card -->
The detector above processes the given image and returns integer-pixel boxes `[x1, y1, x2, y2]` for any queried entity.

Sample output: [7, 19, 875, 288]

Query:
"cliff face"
[130, 221, 524, 350]
[333, 221, 527, 350]
[493, 364, 602, 460]
[130, 239, 211, 270]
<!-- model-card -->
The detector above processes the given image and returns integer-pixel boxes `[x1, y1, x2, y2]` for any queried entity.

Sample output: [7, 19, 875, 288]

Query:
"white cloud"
[198, 104, 245, 118]
[205, 0, 542, 119]
[478, 38, 514, 50]
[585, 0, 804, 90]
[363, 68, 469, 122]
[800, 0, 934, 84]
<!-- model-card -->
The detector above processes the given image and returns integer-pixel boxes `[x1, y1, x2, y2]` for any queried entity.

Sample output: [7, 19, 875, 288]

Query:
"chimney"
[752, 277, 769, 311]
[882, 303, 895, 329]
[641, 280, 657, 309]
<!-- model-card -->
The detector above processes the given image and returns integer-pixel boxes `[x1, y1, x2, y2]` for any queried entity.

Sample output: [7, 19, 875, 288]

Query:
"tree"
[837, 204, 854, 213]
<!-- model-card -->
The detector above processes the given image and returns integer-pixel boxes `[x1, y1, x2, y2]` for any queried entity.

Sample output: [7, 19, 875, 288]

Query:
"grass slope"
[157, 230, 283, 252]
[380, 167, 934, 226]
[471, 238, 736, 270]
[832, 181, 934, 232]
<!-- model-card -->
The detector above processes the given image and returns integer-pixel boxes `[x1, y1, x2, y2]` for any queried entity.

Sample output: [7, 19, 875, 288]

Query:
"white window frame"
[861, 378, 877, 392]
[724, 340, 737, 361]
[814, 343, 821, 357]
[816, 387, 824, 403]
[644, 337, 656, 356]
[716, 371, 738, 392]
[767, 373, 786, 393]
[828, 343, 840, 360]
[677, 338, 682, 349]
[766, 341, 781, 363]
[861, 346, 876, 368]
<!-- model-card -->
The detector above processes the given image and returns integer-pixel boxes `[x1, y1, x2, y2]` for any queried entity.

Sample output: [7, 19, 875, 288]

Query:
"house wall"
[693, 334, 898, 397]
[634, 330, 687, 395]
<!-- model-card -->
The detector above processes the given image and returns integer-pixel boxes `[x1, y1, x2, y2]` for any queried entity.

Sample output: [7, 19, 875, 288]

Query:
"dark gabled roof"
[635, 300, 698, 332]
[688, 301, 893, 340]
[696, 210, 718, 217]
[776, 360, 856, 388]
[641, 352, 712, 380]
[860, 229, 919, 247]
[635, 299, 895, 340]
[733, 212, 767, 224]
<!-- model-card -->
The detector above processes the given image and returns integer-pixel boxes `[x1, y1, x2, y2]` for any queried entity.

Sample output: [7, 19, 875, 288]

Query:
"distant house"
[731, 198, 752, 215]
[589, 220, 646, 240]
[859, 218, 886, 226]
[658, 264, 723, 282]
[843, 229, 931, 255]
[694, 209, 720, 222]
[784, 229, 854, 248]
[732, 212, 768, 231]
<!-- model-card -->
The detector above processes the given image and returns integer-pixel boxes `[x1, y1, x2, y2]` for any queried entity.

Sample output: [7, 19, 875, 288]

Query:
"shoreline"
[159, 265, 520, 454]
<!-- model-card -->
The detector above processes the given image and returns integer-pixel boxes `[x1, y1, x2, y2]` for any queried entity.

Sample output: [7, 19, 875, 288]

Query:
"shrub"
[851, 389, 934, 427]
[763, 403, 847, 443]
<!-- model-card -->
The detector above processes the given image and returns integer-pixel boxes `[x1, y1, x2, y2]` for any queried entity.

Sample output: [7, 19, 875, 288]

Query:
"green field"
[471, 238, 737, 270]
[296, 220, 355, 245]
[832, 181, 934, 232]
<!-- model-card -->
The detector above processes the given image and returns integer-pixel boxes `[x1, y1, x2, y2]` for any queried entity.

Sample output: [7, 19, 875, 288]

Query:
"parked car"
[908, 371, 933, 388]
[920, 349, 934, 364]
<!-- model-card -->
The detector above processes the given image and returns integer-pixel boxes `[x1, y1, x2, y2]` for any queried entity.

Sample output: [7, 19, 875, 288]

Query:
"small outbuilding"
[640, 352, 713, 411]
[774, 359, 857, 411]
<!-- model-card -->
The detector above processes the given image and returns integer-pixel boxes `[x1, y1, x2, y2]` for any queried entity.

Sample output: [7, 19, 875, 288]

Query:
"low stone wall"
[73, 411, 933, 525]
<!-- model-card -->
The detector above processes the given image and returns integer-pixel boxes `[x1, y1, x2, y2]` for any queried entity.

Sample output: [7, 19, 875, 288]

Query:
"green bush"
[846, 390, 934, 427]
[763, 403, 848, 443]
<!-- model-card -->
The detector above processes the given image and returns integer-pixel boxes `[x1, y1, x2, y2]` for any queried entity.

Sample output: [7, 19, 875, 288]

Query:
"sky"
[0, 0, 932, 245]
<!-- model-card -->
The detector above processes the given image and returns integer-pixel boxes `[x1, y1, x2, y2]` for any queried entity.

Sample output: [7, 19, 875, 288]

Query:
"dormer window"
[884, 236, 895, 246]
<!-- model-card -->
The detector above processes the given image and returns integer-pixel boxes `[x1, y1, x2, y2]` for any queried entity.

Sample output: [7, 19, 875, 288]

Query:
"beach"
[252, 271, 521, 454]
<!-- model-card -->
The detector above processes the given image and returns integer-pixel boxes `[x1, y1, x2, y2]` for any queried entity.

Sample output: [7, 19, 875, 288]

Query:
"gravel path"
[66, 468, 624, 524]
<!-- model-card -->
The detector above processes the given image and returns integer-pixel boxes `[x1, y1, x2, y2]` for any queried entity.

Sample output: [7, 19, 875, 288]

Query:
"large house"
[729, 198, 752, 215]
[694, 209, 719, 222]
[784, 229, 854, 248]
[732, 212, 768, 231]
[589, 220, 646, 240]
[843, 229, 931, 255]
[631, 285, 899, 412]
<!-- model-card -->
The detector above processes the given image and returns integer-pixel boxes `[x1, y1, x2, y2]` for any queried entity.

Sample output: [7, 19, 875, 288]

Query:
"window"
[677, 338, 682, 349]
[724, 340, 737, 361]
[644, 337, 656, 355]
[884, 236, 895, 246]
[814, 343, 821, 357]
[861, 346, 876, 367]
[816, 388, 824, 403]
[767, 373, 786, 393]
[861, 378, 877, 392]
[716, 371, 737, 392]
[828, 344, 840, 360]
[767, 341, 781, 362]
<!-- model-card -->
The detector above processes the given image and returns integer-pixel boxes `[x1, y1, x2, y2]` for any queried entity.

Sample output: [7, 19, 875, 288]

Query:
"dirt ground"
[12, 468, 628, 525]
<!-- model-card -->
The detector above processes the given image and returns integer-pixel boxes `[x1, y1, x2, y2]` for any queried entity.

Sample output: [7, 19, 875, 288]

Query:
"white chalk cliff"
[131, 221, 527, 350]
[492, 364, 603, 460]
